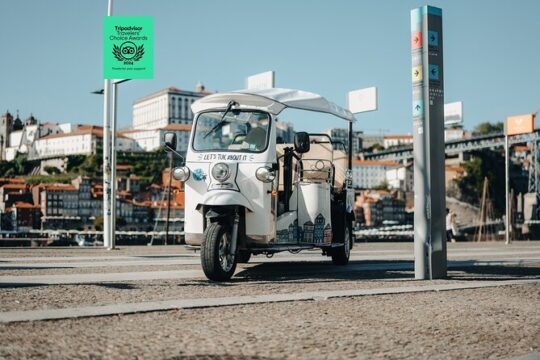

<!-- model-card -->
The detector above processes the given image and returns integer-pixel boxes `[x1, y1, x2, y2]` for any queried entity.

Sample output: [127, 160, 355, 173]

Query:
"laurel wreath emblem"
[113, 43, 144, 62]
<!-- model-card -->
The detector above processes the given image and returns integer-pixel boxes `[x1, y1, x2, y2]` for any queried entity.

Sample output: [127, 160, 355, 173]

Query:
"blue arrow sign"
[428, 31, 438, 47]
[413, 99, 424, 117]
[429, 64, 439, 80]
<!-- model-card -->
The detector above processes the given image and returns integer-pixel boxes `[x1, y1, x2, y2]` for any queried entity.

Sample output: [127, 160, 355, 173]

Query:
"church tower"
[1, 111, 14, 160]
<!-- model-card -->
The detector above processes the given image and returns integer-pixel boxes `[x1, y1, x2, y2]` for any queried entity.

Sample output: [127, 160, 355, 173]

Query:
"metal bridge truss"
[364, 130, 540, 162]
[364, 130, 540, 193]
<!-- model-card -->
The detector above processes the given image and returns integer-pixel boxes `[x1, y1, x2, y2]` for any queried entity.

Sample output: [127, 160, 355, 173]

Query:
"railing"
[363, 131, 540, 161]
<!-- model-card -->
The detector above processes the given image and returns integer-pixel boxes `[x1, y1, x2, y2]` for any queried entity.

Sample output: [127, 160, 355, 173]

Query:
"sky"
[1, 0, 539, 135]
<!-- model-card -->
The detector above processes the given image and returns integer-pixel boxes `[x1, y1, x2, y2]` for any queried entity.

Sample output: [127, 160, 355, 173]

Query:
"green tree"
[93, 216, 104, 231]
[44, 166, 61, 175]
[369, 143, 384, 152]
[373, 180, 390, 191]
[457, 150, 507, 217]
[473, 122, 504, 135]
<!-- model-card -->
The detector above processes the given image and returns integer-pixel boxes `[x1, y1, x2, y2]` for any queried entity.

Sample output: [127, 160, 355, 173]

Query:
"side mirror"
[163, 132, 177, 152]
[294, 132, 310, 154]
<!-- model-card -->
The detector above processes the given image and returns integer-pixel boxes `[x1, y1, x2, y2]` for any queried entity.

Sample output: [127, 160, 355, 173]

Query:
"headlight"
[211, 163, 230, 182]
[256, 167, 276, 183]
[173, 167, 190, 182]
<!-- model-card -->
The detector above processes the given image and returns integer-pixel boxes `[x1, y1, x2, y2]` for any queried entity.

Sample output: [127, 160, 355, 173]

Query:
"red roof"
[352, 160, 400, 167]
[1, 184, 27, 190]
[41, 184, 77, 191]
[40, 125, 129, 140]
[384, 135, 413, 140]
[13, 201, 40, 209]
[446, 165, 465, 173]
[0, 177, 25, 183]
[162, 124, 192, 131]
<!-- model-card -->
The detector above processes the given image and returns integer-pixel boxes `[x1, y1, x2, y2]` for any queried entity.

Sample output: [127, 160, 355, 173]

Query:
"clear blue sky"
[1, 0, 538, 135]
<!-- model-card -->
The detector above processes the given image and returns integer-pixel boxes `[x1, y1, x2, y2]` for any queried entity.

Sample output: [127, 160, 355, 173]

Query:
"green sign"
[103, 16, 153, 79]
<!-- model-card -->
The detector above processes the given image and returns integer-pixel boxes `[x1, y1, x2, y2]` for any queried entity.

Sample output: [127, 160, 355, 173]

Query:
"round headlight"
[256, 167, 276, 183]
[173, 167, 190, 182]
[212, 162, 231, 182]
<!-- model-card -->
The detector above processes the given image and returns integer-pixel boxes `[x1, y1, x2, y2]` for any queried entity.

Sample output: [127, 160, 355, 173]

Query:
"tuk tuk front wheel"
[331, 221, 351, 265]
[201, 222, 237, 281]
[237, 250, 251, 263]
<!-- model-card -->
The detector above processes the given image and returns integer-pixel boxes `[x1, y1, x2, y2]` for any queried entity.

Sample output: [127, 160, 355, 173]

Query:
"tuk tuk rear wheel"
[331, 221, 351, 265]
[201, 222, 237, 281]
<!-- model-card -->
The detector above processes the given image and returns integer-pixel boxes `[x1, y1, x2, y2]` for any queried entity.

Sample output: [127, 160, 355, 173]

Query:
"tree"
[13, 154, 32, 175]
[373, 180, 390, 191]
[456, 150, 507, 217]
[44, 166, 60, 175]
[369, 143, 384, 152]
[93, 216, 104, 231]
[473, 122, 504, 136]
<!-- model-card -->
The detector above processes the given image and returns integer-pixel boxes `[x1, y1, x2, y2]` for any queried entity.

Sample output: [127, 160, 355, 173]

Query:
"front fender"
[198, 190, 254, 212]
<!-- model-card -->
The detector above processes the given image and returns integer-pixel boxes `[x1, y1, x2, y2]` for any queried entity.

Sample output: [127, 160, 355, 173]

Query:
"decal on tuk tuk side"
[275, 214, 332, 245]
[197, 153, 255, 162]
[192, 168, 206, 181]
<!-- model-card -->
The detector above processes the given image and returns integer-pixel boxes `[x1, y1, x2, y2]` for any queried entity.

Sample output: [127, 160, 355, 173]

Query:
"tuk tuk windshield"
[192, 110, 270, 152]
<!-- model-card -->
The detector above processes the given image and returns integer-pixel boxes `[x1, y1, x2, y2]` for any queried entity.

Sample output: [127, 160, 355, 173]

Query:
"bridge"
[363, 130, 540, 161]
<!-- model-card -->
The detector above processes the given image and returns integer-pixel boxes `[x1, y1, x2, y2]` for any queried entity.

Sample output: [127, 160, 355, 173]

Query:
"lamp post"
[94, 78, 130, 249]
[102, 0, 114, 249]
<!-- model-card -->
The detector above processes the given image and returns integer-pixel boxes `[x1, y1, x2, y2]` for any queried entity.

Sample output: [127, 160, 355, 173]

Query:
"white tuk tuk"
[165, 88, 356, 281]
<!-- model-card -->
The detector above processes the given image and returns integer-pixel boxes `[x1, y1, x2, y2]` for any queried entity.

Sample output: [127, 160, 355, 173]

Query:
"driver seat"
[243, 127, 266, 150]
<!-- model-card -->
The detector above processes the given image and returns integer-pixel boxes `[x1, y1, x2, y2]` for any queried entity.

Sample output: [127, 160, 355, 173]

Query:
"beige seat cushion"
[301, 143, 346, 190]
[276, 142, 347, 191]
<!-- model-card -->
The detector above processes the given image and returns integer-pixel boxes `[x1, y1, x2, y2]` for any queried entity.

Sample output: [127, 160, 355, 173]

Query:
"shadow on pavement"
[231, 259, 539, 283]
[449, 264, 540, 281]
[0, 266, 75, 270]
[167, 355, 278, 360]
[232, 260, 414, 282]
[0, 282, 140, 290]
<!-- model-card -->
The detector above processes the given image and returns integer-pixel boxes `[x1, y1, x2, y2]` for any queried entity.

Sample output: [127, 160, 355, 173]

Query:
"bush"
[44, 166, 61, 175]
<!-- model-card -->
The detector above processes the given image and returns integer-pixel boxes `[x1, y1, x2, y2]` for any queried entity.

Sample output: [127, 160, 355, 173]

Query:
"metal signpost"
[444, 101, 463, 127]
[505, 113, 536, 244]
[103, 0, 114, 249]
[102, 0, 152, 249]
[347, 87, 378, 172]
[246, 71, 275, 89]
[411, 5, 447, 279]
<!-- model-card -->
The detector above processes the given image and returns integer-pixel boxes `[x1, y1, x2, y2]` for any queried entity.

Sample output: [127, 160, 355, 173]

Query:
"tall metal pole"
[505, 134, 510, 244]
[164, 152, 174, 245]
[411, 6, 447, 279]
[102, 0, 113, 248]
[110, 82, 118, 249]
[348, 121, 353, 170]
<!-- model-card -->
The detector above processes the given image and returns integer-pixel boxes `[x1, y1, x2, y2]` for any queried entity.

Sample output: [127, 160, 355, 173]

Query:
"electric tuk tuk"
[165, 88, 356, 281]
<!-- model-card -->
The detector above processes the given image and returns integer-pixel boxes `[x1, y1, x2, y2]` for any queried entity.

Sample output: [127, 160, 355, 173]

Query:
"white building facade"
[352, 160, 400, 189]
[383, 135, 413, 149]
[30, 126, 141, 160]
[132, 85, 209, 130]
[121, 124, 192, 152]
[323, 128, 363, 154]
[386, 163, 413, 191]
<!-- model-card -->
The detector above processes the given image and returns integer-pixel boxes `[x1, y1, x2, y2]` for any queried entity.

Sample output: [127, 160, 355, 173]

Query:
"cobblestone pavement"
[0, 241, 539, 359]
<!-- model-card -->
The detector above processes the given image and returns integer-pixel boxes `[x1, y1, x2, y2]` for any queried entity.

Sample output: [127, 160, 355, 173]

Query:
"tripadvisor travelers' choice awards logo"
[113, 41, 144, 64]
[103, 16, 153, 79]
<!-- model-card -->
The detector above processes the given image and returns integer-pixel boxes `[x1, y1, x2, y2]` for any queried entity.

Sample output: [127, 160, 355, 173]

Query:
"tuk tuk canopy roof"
[191, 88, 356, 122]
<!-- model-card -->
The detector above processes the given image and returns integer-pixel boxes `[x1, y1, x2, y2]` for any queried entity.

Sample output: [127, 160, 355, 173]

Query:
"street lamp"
[93, 78, 130, 249]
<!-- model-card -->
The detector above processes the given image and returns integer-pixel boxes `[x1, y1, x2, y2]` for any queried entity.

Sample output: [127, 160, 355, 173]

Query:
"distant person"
[446, 208, 453, 242]
[450, 211, 458, 242]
